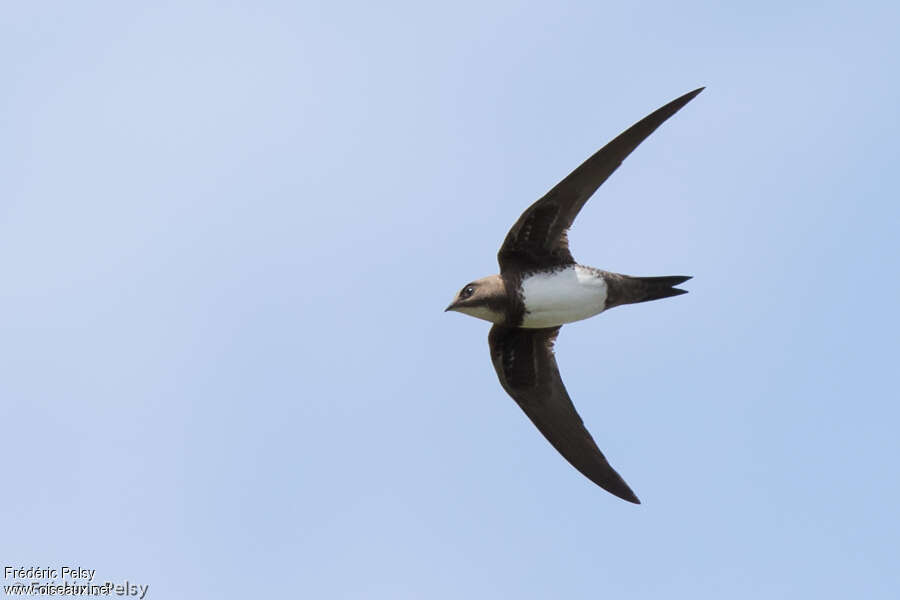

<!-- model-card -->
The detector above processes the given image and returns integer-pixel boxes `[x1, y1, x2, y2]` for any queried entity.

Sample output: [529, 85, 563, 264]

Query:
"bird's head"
[445, 275, 506, 324]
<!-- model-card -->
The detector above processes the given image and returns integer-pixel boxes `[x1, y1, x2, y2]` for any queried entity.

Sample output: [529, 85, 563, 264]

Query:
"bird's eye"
[461, 285, 475, 298]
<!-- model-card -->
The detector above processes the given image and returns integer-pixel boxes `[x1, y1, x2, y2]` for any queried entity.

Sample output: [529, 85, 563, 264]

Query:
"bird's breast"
[519, 265, 608, 328]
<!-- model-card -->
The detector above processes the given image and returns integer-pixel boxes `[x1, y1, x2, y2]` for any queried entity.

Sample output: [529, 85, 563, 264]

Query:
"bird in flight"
[445, 88, 702, 504]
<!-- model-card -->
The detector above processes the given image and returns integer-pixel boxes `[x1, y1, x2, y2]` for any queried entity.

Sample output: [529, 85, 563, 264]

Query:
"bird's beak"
[444, 301, 457, 312]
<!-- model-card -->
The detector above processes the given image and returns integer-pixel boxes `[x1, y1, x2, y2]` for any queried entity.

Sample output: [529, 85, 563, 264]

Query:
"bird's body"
[519, 265, 609, 328]
[446, 88, 703, 503]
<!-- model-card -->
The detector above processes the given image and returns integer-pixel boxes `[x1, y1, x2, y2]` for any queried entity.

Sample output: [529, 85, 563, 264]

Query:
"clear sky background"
[2, 2, 899, 598]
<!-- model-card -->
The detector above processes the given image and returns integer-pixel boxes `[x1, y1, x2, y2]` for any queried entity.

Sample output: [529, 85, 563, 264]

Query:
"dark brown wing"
[497, 87, 704, 272]
[488, 324, 640, 503]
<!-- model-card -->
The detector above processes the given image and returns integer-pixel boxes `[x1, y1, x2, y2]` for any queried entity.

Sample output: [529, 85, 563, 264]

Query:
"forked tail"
[604, 273, 692, 309]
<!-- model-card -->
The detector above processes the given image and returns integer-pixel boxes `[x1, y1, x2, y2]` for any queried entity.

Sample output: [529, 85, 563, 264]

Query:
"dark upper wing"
[488, 324, 640, 503]
[497, 87, 704, 272]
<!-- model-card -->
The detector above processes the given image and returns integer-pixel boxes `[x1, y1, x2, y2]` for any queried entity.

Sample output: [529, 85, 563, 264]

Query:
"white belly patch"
[520, 266, 608, 328]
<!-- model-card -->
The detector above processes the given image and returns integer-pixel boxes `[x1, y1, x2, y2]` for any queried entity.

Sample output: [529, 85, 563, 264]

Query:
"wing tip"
[672, 86, 705, 110]
[611, 485, 642, 505]
[590, 472, 642, 504]
[685, 86, 705, 99]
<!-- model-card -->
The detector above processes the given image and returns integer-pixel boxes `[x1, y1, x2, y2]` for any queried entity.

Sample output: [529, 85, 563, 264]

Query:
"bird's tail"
[604, 273, 692, 309]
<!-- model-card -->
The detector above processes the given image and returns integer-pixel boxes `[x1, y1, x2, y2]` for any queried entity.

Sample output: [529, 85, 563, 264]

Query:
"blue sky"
[2, 1, 899, 598]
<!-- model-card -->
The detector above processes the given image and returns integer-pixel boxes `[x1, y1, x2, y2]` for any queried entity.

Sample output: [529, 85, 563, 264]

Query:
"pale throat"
[456, 304, 504, 324]
[519, 265, 608, 328]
